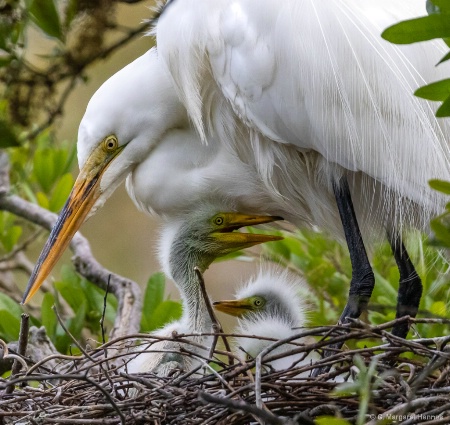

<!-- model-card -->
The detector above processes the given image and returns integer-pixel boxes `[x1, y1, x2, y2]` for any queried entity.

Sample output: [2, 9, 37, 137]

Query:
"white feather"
[155, 0, 450, 237]
[224, 266, 316, 371]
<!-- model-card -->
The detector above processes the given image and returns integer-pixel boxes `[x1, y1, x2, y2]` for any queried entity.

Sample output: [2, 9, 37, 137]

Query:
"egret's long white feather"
[155, 0, 450, 238]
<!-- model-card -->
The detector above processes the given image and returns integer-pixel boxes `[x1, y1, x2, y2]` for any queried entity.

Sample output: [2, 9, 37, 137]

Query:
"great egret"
[126, 205, 282, 376]
[153, 0, 450, 337]
[213, 267, 315, 372]
[22, 1, 450, 340]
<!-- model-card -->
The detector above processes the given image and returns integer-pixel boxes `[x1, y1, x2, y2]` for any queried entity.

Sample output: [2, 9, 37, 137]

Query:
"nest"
[1, 318, 450, 425]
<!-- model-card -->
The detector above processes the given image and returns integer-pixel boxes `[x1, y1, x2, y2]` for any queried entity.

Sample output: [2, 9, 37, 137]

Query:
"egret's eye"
[103, 135, 118, 152]
[254, 299, 262, 307]
[214, 216, 224, 226]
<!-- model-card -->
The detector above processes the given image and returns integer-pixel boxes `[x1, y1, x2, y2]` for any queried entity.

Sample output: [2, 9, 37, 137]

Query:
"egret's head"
[160, 205, 283, 280]
[213, 267, 308, 327]
[22, 48, 186, 304]
[195, 211, 283, 258]
[214, 294, 268, 316]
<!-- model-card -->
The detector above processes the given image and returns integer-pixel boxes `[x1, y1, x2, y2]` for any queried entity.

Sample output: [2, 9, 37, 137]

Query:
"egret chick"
[126, 205, 282, 376]
[214, 267, 315, 372]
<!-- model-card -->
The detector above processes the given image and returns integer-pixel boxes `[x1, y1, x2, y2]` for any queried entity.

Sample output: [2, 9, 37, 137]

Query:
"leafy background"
[0, 0, 449, 393]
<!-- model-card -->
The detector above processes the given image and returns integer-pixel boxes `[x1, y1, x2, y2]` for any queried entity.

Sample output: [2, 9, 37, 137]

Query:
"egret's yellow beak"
[22, 142, 124, 304]
[211, 213, 283, 249]
[213, 299, 253, 317]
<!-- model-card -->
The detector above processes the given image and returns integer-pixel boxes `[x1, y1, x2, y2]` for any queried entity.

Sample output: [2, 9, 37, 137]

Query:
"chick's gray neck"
[169, 237, 215, 334]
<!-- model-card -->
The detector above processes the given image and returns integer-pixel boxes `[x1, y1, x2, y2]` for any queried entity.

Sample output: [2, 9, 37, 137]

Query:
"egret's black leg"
[313, 176, 374, 377]
[388, 232, 422, 339]
[333, 176, 375, 324]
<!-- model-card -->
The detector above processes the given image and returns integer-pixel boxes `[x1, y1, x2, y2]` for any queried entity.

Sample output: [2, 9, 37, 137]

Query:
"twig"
[5, 314, 29, 394]
[23, 76, 78, 142]
[199, 392, 315, 425]
[1, 373, 126, 425]
[0, 152, 142, 339]
[12, 314, 29, 375]
[194, 266, 233, 365]
[52, 305, 94, 361]
[2, 321, 450, 423]
[101, 275, 111, 345]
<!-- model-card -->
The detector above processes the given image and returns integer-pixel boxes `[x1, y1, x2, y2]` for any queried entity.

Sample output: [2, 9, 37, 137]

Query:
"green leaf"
[49, 173, 73, 212]
[28, 0, 62, 40]
[55, 279, 86, 313]
[140, 272, 166, 331]
[52, 149, 69, 179]
[436, 95, 450, 117]
[41, 292, 57, 339]
[316, 417, 352, 425]
[0, 310, 21, 341]
[0, 120, 20, 148]
[0, 224, 22, 252]
[430, 179, 450, 194]
[33, 149, 55, 192]
[373, 271, 398, 299]
[431, 219, 450, 247]
[415, 79, 450, 101]
[381, 15, 450, 44]
[63, 0, 79, 29]
[36, 192, 50, 210]
[437, 51, 450, 65]
[147, 300, 182, 332]
[67, 300, 87, 338]
[430, 300, 446, 315]
[0, 293, 23, 318]
[60, 265, 80, 286]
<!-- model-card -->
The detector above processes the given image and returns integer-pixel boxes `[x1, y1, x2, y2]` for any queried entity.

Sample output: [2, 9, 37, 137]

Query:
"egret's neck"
[169, 243, 215, 334]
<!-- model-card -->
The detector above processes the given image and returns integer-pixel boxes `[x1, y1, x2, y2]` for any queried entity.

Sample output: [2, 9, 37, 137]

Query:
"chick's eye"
[214, 216, 224, 225]
[103, 136, 118, 152]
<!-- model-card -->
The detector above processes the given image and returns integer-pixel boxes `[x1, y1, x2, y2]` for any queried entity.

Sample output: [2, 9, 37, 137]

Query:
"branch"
[199, 392, 315, 425]
[5, 313, 29, 394]
[0, 152, 142, 338]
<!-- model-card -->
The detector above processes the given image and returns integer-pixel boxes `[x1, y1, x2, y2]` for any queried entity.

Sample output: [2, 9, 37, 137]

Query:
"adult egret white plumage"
[213, 267, 314, 372]
[22, 1, 450, 341]
[153, 0, 450, 337]
[127, 205, 282, 376]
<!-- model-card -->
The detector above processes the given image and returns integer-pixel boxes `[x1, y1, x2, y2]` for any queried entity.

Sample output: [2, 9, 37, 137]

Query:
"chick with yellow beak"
[126, 203, 283, 376]
[214, 267, 315, 371]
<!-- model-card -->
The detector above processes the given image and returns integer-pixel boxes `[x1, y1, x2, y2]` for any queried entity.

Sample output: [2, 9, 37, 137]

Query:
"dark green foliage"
[0, 267, 182, 354]
[0, 119, 20, 148]
[260, 227, 450, 340]
[140, 272, 182, 333]
[429, 180, 450, 250]
[382, 0, 450, 116]
[28, 0, 62, 40]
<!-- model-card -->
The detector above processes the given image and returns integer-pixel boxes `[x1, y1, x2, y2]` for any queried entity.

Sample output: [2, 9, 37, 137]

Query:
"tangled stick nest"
[1, 318, 450, 425]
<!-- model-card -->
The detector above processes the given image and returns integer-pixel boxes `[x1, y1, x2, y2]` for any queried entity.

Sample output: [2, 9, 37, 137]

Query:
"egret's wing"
[157, 0, 450, 207]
